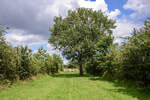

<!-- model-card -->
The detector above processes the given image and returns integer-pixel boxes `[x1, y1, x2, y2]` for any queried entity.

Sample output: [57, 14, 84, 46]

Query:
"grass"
[0, 72, 149, 100]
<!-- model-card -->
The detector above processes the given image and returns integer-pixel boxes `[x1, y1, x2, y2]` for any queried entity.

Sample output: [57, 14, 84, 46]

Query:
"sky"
[0, 0, 150, 64]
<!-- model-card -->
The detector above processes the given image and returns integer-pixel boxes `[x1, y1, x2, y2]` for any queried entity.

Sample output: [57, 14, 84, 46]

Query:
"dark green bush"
[0, 36, 17, 81]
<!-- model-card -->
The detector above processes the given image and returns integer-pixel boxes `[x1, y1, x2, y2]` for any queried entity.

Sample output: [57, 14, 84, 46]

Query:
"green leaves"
[120, 18, 150, 86]
[14, 46, 33, 80]
[49, 8, 115, 75]
[0, 26, 64, 82]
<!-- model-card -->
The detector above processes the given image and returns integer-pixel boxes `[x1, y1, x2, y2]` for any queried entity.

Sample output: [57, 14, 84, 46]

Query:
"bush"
[15, 46, 33, 80]
[0, 44, 17, 81]
[118, 18, 150, 86]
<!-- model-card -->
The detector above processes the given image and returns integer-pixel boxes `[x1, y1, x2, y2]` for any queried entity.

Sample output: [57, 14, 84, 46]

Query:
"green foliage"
[120, 18, 150, 86]
[34, 47, 49, 74]
[85, 17, 150, 87]
[85, 35, 115, 76]
[15, 46, 33, 80]
[0, 26, 17, 82]
[49, 8, 115, 75]
[1, 8, 150, 90]
[66, 61, 78, 68]
[0, 25, 7, 44]
[0, 45, 17, 81]
[45, 55, 53, 74]
[102, 44, 120, 78]
[51, 54, 63, 73]
[0, 26, 64, 83]
[32, 48, 63, 75]
[30, 55, 41, 75]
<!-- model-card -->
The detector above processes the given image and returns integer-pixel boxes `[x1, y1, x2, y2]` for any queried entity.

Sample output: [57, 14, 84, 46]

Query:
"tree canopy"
[49, 8, 116, 75]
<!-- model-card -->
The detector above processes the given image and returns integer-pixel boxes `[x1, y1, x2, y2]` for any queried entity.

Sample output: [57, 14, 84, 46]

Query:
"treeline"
[85, 18, 150, 87]
[0, 27, 63, 84]
[49, 8, 150, 87]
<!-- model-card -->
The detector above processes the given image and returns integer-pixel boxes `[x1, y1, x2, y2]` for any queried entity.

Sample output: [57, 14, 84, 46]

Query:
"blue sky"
[0, 0, 150, 64]
[106, 0, 132, 17]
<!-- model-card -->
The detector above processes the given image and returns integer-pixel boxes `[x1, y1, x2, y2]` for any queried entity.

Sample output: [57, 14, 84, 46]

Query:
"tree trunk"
[79, 63, 83, 75]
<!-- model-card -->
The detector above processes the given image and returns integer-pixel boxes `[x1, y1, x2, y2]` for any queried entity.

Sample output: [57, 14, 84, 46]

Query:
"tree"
[45, 55, 53, 74]
[52, 54, 63, 73]
[33, 47, 48, 74]
[120, 18, 150, 86]
[0, 25, 17, 81]
[49, 8, 115, 75]
[67, 61, 78, 69]
[15, 46, 33, 80]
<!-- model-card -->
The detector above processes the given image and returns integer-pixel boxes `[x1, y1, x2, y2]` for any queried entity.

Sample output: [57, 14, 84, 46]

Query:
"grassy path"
[0, 72, 149, 100]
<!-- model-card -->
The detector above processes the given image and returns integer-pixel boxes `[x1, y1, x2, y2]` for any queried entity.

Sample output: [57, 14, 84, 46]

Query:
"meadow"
[0, 72, 149, 100]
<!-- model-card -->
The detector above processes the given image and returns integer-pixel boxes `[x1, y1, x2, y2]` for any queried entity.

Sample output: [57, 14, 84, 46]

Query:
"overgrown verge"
[0, 25, 64, 86]
[0, 74, 49, 90]
[85, 18, 150, 89]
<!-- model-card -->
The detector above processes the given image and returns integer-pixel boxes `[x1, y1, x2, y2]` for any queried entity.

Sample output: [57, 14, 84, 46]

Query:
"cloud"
[109, 9, 121, 19]
[46, 44, 60, 55]
[1, 0, 142, 47]
[78, 0, 108, 12]
[0, 0, 120, 46]
[78, 0, 121, 19]
[1, 0, 144, 63]
[124, 0, 150, 18]
[113, 18, 140, 43]
[5, 29, 47, 46]
[0, 0, 78, 46]
[114, 0, 150, 43]
[0, 0, 77, 38]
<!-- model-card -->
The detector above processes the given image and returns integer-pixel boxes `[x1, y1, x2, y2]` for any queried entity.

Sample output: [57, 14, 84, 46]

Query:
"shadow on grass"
[90, 77, 150, 100]
[52, 72, 150, 100]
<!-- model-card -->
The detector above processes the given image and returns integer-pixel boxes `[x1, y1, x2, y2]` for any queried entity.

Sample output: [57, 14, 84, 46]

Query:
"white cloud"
[78, 0, 108, 12]
[109, 9, 121, 19]
[5, 29, 47, 46]
[4, 0, 142, 47]
[124, 0, 150, 18]
[113, 18, 140, 43]
[78, 0, 121, 18]
[40, 0, 78, 18]
[46, 44, 60, 55]
[2, 0, 144, 63]
[4, 0, 120, 46]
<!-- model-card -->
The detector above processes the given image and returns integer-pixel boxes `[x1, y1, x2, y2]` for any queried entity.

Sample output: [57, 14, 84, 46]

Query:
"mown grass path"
[0, 72, 149, 100]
